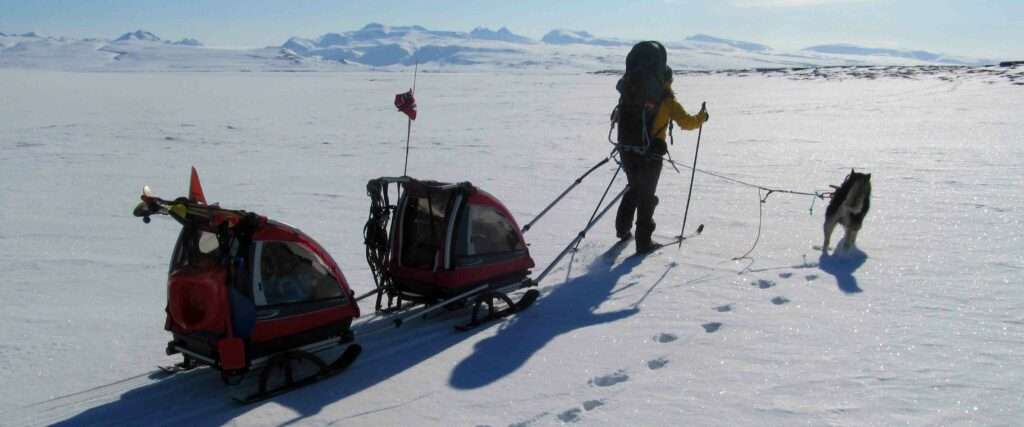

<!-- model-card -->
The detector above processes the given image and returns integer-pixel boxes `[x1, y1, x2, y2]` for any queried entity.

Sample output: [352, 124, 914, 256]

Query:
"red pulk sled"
[363, 177, 541, 330]
[133, 168, 361, 403]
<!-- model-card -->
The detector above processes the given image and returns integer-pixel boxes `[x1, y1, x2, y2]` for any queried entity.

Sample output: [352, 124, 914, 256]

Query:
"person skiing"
[614, 42, 708, 254]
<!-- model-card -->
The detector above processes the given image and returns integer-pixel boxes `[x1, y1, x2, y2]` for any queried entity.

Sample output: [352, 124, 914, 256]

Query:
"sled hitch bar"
[533, 185, 627, 285]
[521, 155, 612, 233]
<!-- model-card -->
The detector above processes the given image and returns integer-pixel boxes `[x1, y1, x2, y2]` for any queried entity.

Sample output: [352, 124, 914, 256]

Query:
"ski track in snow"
[1, 69, 1022, 425]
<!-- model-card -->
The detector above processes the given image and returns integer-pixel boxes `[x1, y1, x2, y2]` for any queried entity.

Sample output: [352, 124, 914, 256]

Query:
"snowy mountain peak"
[282, 36, 317, 53]
[470, 27, 533, 44]
[686, 34, 771, 52]
[116, 30, 161, 42]
[353, 23, 433, 38]
[172, 38, 202, 47]
[542, 29, 626, 46]
[801, 43, 986, 65]
[360, 22, 388, 32]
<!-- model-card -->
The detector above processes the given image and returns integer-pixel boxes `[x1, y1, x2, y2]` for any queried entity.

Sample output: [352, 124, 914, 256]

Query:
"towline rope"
[658, 155, 831, 202]
[604, 143, 834, 261]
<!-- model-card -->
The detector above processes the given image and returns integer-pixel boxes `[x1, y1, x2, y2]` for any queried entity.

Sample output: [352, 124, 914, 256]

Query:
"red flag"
[395, 89, 417, 120]
[189, 166, 207, 205]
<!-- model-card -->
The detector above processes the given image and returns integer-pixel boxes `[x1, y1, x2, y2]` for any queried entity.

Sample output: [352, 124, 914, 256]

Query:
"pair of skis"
[628, 223, 705, 258]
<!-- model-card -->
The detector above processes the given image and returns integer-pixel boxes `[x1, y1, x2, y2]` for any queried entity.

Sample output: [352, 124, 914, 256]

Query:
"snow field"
[0, 69, 1021, 425]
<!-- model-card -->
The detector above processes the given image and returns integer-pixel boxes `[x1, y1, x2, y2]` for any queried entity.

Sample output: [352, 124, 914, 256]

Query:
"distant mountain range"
[114, 30, 204, 46]
[541, 29, 629, 46]
[686, 34, 771, 52]
[0, 24, 998, 72]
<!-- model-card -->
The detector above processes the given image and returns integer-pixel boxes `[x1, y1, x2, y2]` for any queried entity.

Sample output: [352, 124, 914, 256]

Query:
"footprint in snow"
[557, 408, 582, 423]
[590, 370, 629, 387]
[702, 322, 722, 333]
[556, 401, 605, 424]
[753, 279, 776, 289]
[654, 333, 678, 343]
[647, 357, 669, 370]
[508, 412, 549, 427]
[771, 296, 791, 305]
[714, 304, 733, 312]
[779, 272, 794, 279]
[805, 274, 819, 281]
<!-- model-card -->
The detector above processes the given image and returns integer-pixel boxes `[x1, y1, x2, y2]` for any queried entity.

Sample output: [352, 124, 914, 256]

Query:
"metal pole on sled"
[402, 62, 419, 177]
[533, 185, 628, 285]
[521, 156, 611, 233]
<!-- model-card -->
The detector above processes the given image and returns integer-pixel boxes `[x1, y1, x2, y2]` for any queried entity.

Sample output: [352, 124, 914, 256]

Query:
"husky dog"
[823, 170, 872, 254]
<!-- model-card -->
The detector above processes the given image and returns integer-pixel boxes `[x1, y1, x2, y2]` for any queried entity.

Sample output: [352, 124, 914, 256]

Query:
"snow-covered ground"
[0, 68, 1021, 426]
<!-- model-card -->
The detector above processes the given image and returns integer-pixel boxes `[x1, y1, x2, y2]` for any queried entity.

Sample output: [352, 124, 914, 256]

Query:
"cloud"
[732, 0, 873, 7]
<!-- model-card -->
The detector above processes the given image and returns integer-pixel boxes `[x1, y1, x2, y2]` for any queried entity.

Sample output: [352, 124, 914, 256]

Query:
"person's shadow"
[818, 242, 868, 294]
[449, 242, 642, 390]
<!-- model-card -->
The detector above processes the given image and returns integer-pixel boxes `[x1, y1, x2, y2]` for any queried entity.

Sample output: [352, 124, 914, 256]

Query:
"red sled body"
[364, 177, 536, 313]
[135, 169, 360, 383]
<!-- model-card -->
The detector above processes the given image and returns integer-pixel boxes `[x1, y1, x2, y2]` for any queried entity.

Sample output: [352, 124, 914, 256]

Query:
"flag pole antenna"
[402, 61, 419, 177]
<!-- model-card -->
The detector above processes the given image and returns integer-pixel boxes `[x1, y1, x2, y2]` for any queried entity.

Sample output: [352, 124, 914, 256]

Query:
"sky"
[1, 0, 1022, 59]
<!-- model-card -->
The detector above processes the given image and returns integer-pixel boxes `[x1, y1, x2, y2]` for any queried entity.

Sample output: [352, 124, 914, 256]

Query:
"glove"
[696, 110, 709, 123]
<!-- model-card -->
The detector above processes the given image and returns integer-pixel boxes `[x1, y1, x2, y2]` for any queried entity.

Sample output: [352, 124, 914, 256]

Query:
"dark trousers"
[615, 151, 663, 245]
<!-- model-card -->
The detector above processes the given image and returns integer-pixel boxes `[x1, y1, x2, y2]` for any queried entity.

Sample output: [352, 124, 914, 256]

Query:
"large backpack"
[614, 41, 668, 152]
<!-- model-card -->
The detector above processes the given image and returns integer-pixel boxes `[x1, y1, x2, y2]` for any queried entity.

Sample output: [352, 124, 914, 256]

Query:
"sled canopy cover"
[385, 178, 535, 294]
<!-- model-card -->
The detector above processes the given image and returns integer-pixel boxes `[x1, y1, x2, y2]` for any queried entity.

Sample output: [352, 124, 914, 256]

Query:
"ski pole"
[678, 102, 706, 248]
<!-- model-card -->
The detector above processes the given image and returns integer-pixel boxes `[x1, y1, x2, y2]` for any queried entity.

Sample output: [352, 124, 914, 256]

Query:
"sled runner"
[133, 168, 361, 402]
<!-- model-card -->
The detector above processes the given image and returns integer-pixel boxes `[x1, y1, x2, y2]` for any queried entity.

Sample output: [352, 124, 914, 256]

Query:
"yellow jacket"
[651, 91, 705, 141]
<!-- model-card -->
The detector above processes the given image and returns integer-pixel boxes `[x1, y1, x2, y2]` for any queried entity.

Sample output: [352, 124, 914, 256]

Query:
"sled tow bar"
[521, 155, 612, 233]
[533, 185, 627, 285]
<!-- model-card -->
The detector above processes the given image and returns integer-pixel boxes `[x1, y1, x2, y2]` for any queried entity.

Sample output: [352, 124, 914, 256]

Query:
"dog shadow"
[448, 241, 641, 390]
[818, 243, 868, 294]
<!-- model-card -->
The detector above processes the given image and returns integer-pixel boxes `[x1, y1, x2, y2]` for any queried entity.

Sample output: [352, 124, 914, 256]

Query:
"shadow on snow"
[449, 242, 642, 390]
[55, 243, 652, 425]
[818, 246, 868, 294]
[55, 311, 494, 426]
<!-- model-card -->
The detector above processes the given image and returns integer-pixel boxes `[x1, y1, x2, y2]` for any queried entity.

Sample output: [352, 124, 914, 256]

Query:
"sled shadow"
[449, 242, 641, 390]
[56, 313, 494, 426]
[818, 246, 868, 294]
[52, 368, 250, 427]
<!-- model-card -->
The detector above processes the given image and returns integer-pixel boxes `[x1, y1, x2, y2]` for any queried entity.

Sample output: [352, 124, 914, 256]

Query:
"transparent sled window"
[400, 191, 452, 269]
[453, 204, 525, 266]
[253, 241, 343, 307]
